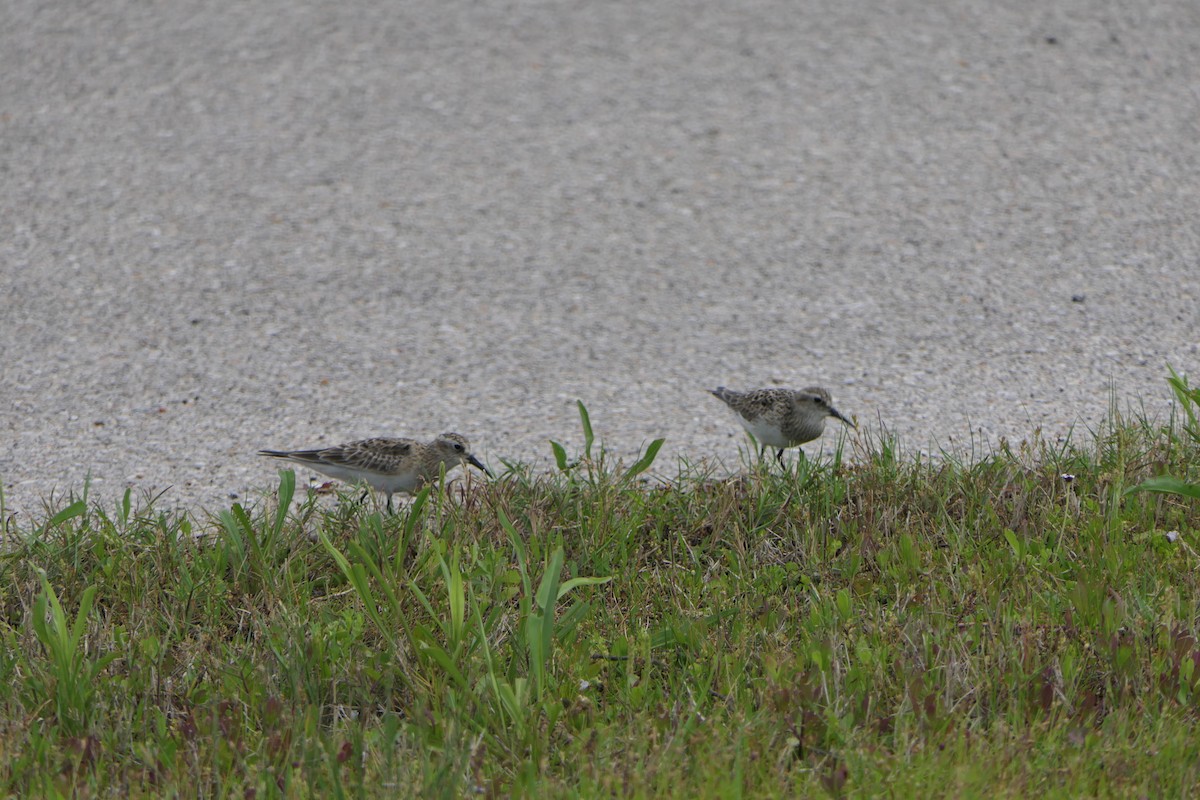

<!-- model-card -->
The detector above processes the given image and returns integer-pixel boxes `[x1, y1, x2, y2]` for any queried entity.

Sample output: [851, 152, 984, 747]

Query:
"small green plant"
[37, 498, 87, 540]
[550, 400, 596, 472]
[550, 400, 664, 483]
[497, 508, 610, 702]
[319, 490, 611, 771]
[29, 573, 118, 736]
[1127, 366, 1200, 500]
[1129, 476, 1200, 501]
[1168, 364, 1200, 445]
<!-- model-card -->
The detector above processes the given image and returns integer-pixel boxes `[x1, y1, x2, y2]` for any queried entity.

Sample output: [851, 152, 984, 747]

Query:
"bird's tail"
[709, 386, 734, 402]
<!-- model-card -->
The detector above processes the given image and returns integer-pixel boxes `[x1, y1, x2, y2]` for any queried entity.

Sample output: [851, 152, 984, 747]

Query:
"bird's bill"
[830, 407, 857, 429]
[467, 454, 493, 477]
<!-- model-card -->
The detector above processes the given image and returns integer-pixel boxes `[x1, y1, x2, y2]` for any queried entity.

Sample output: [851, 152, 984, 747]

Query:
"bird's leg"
[359, 489, 369, 505]
[386, 493, 394, 514]
[776, 448, 785, 468]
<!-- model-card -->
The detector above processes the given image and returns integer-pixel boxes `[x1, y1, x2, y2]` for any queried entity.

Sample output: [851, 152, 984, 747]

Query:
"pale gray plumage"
[709, 386, 855, 465]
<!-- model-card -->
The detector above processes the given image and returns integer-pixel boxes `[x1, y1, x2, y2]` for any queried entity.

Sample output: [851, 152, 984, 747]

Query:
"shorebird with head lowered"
[709, 386, 855, 466]
[258, 432, 490, 512]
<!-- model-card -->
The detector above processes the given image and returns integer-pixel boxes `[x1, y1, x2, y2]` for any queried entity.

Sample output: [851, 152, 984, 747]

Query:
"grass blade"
[550, 440, 570, 472]
[622, 438, 665, 481]
[557, 575, 611, 600]
[577, 400, 594, 459]
[1167, 364, 1200, 442]
[41, 500, 86, 535]
[1126, 476, 1200, 500]
[271, 468, 296, 538]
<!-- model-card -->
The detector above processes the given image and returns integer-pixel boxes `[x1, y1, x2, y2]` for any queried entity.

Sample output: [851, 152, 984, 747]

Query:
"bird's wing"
[737, 389, 785, 419]
[325, 438, 416, 473]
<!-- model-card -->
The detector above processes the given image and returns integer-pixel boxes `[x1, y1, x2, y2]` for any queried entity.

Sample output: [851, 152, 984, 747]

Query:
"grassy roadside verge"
[2, 405, 1199, 797]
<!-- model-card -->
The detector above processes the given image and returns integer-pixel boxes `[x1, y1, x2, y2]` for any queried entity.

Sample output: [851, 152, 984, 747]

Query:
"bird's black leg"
[776, 448, 785, 468]
[359, 489, 369, 505]
[386, 494, 394, 514]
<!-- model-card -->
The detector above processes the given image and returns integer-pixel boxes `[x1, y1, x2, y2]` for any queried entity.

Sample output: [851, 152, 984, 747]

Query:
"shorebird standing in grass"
[258, 432, 490, 511]
[709, 386, 855, 465]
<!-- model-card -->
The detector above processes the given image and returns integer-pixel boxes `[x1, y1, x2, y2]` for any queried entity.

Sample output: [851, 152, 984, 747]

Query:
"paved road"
[3, 1, 1198, 519]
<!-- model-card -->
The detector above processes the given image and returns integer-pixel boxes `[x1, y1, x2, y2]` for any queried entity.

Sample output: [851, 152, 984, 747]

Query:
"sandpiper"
[709, 386, 855, 465]
[258, 432, 490, 511]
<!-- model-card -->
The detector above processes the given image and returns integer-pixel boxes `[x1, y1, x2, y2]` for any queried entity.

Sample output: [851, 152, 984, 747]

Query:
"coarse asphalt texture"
[2, 1, 1198, 520]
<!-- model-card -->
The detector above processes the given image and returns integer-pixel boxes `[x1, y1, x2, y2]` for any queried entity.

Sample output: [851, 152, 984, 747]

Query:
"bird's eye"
[454, 443, 464, 452]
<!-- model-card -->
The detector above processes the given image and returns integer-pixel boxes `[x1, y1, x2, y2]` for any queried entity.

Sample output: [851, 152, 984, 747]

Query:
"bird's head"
[436, 433, 492, 476]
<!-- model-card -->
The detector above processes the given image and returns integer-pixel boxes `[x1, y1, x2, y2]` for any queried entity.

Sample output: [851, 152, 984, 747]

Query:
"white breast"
[739, 416, 790, 448]
[302, 461, 424, 494]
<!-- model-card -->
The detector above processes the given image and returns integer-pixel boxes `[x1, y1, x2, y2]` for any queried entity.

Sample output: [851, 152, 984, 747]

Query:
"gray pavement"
[2, 1, 1198, 520]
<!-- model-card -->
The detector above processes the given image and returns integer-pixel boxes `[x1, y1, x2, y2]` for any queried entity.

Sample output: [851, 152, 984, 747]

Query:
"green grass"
[2, 406, 1200, 798]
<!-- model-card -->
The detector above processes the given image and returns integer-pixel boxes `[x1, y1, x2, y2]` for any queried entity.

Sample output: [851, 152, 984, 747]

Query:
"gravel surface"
[3, 1, 1198, 520]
